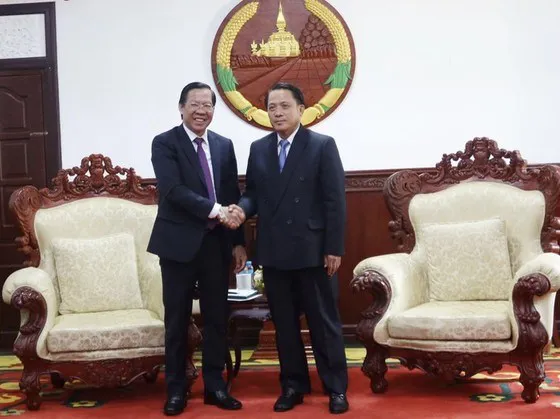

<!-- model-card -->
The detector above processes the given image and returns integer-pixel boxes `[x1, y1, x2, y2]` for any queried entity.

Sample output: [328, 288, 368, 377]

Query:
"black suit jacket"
[147, 125, 244, 263]
[239, 126, 346, 270]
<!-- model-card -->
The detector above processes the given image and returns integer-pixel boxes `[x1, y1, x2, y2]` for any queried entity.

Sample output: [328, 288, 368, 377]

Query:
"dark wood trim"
[144, 169, 400, 191]
[0, 57, 49, 70]
[0, 2, 62, 183]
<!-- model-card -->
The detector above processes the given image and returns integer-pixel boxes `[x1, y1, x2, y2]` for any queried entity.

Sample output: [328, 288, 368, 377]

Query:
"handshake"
[217, 204, 246, 229]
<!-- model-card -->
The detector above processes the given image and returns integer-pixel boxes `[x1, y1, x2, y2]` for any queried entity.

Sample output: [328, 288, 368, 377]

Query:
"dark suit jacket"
[147, 125, 244, 263]
[239, 126, 346, 270]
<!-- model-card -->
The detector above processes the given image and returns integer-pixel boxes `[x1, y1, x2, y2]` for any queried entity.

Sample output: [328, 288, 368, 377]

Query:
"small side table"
[225, 296, 271, 391]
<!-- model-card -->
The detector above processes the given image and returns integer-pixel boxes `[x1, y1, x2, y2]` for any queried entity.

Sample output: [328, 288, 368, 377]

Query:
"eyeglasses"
[187, 102, 214, 111]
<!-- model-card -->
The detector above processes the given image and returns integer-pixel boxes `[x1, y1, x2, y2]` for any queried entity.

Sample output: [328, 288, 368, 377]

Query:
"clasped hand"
[218, 204, 246, 229]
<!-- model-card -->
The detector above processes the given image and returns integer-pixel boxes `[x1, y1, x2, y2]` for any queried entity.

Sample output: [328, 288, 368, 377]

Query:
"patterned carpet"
[0, 348, 559, 417]
[194, 346, 368, 367]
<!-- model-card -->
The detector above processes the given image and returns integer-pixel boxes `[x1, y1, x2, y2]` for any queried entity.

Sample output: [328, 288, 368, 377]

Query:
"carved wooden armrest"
[514, 253, 560, 293]
[2, 267, 58, 359]
[350, 253, 428, 353]
[351, 253, 428, 317]
[511, 254, 560, 344]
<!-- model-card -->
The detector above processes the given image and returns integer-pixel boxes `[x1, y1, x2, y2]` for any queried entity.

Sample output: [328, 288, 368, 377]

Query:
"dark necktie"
[194, 137, 216, 202]
[279, 139, 289, 172]
[194, 138, 218, 230]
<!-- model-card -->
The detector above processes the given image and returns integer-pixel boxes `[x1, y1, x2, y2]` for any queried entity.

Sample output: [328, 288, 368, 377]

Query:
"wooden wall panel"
[339, 172, 395, 338]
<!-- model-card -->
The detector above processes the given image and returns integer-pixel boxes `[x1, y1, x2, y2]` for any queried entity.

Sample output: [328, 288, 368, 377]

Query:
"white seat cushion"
[47, 309, 164, 353]
[387, 301, 512, 341]
[52, 233, 143, 314]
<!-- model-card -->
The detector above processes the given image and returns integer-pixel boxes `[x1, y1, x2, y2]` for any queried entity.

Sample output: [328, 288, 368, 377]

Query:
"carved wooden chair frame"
[8, 154, 201, 410]
[351, 138, 560, 403]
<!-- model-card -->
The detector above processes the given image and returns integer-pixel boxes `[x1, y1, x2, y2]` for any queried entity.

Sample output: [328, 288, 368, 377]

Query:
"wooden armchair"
[351, 139, 560, 403]
[2, 155, 202, 410]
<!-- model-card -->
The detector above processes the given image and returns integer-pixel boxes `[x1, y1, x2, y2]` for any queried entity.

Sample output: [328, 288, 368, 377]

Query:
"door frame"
[0, 2, 62, 181]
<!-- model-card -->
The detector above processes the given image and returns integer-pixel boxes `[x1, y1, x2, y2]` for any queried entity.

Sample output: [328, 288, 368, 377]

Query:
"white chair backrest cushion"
[34, 197, 160, 313]
[410, 181, 545, 276]
[52, 232, 144, 314]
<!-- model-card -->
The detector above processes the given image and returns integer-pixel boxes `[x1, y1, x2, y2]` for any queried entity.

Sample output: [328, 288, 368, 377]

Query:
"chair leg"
[518, 355, 545, 403]
[50, 372, 65, 389]
[143, 368, 160, 384]
[363, 342, 389, 394]
[21, 368, 42, 410]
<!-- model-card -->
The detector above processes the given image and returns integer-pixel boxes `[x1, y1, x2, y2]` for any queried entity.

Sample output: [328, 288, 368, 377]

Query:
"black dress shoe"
[329, 393, 349, 414]
[273, 388, 304, 412]
[163, 394, 186, 416]
[204, 390, 242, 410]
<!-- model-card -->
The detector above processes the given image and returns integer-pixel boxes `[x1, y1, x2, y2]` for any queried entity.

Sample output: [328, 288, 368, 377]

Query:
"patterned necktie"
[194, 138, 216, 202]
[278, 139, 289, 172]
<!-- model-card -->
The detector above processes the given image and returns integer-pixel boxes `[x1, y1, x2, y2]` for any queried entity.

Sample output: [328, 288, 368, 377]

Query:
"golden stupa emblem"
[251, 3, 300, 58]
[212, 0, 356, 130]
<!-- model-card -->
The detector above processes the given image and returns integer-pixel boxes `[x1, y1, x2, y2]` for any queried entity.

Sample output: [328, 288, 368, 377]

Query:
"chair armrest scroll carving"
[351, 253, 428, 346]
[2, 267, 58, 359]
[352, 253, 428, 311]
[514, 253, 560, 293]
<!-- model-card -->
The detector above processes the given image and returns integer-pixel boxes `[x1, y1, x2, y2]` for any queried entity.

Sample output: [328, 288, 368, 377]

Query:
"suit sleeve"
[238, 143, 258, 218]
[320, 137, 346, 256]
[225, 140, 245, 246]
[151, 136, 214, 220]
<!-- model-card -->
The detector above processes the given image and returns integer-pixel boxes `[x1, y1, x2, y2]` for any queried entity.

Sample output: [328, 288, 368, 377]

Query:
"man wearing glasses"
[148, 82, 246, 415]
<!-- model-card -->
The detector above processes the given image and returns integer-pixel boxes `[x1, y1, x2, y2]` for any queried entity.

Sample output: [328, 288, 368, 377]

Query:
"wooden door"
[0, 2, 61, 349]
[0, 70, 50, 347]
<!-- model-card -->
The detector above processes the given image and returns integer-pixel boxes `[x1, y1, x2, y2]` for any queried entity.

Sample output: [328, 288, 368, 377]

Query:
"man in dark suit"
[147, 82, 246, 415]
[226, 82, 349, 414]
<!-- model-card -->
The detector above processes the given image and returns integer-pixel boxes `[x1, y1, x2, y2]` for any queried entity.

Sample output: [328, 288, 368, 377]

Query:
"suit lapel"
[207, 131, 221, 200]
[266, 133, 281, 178]
[175, 126, 207, 190]
[271, 126, 309, 214]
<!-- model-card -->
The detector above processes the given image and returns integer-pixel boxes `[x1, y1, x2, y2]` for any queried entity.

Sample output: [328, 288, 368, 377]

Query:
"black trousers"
[160, 227, 230, 394]
[263, 266, 348, 395]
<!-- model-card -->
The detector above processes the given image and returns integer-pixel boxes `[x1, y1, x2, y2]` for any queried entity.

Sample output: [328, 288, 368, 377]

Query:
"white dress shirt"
[183, 124, 221, 218]
[277, 124, 300, 157]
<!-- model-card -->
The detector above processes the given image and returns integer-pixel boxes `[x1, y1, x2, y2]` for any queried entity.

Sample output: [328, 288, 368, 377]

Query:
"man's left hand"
[233, 245, 247, 273]
[324, 255, 341, 277]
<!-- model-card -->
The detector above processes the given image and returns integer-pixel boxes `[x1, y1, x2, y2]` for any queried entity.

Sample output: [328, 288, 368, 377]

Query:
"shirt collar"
[277, 124, 300, 147]
[183, 123, 208, 144]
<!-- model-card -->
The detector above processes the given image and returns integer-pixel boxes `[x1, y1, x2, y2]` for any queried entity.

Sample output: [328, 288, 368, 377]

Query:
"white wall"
[2, 0, 560, 176]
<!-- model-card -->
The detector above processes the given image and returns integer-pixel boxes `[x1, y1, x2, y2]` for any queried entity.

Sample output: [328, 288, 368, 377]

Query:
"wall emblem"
[211, 0, 356, 129]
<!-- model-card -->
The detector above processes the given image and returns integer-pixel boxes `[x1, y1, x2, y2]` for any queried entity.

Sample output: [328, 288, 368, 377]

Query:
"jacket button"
[299, 176, 305, 181]
[286, 219, 293, 225]
[294, 197, 300, 203]
[264, 199, 268, 204]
